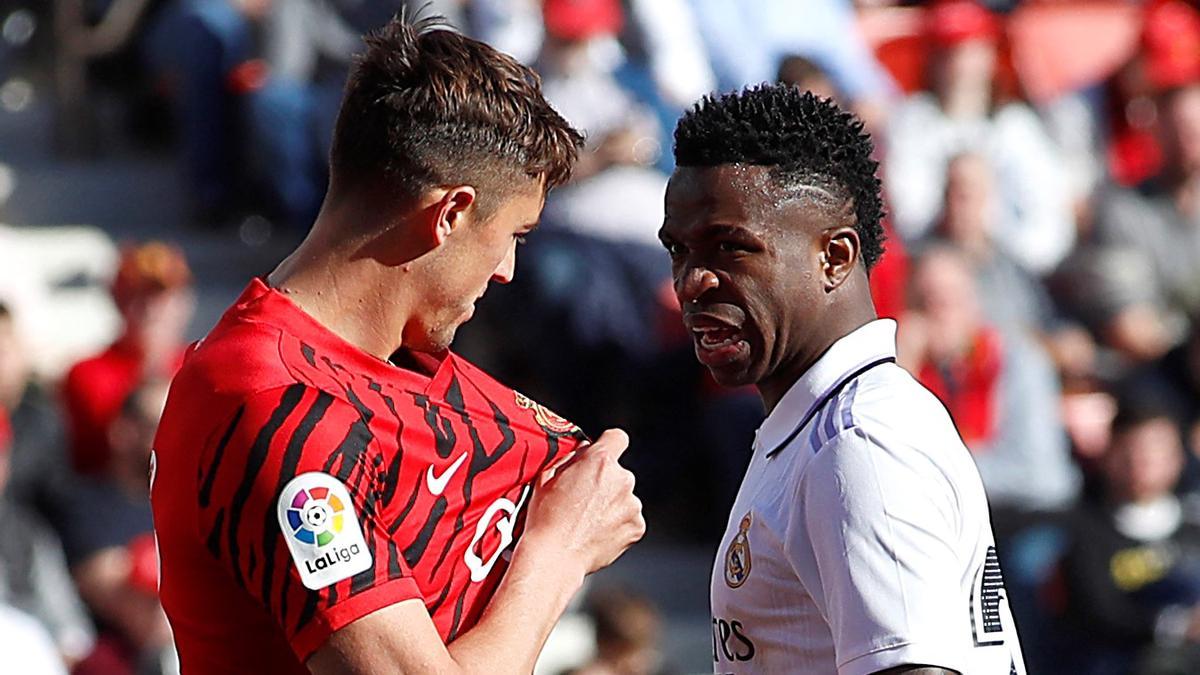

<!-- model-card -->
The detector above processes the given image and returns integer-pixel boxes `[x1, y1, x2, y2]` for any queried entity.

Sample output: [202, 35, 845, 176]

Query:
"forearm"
[446, 536, 585, 673]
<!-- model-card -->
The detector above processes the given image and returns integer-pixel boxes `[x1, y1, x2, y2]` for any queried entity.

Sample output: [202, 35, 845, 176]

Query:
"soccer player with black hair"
[151, 14, 645, 674]
[659, 85, 1025, 674]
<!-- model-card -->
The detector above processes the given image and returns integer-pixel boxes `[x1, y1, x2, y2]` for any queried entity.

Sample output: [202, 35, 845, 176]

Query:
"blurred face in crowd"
[108, 381, 169, 486]
[119, 287, 194, 362]
[1159, 84, 1200, 175]
[934, 38, 998, 100]
[777, 57, 838, 103]
[908, 249, 983, 360]
[406, 179, 543, 353]
[1105, 417, 1185, 504]
[940, 153, 995, 247]
[661, 165, 839, 389]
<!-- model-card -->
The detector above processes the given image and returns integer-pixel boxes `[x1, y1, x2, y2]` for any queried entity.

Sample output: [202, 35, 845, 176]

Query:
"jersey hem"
[837, 640, 967, 675]
[291, 576, 424, 662]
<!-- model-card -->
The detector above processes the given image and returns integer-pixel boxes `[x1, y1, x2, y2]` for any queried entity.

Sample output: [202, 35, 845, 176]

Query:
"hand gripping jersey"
[152, 279, 584, 673]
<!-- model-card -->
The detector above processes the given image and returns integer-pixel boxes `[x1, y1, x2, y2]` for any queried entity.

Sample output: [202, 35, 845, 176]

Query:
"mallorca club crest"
[514, 391, 579, 436]
[725, 513, 753, 589]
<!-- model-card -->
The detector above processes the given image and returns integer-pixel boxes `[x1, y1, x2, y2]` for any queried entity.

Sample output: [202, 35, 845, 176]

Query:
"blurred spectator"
[1126, 323, 1200, 471]
[1059, 396, 1200, 675]
[0, 302, 71, 518]
[1055, 1, 1200, 368]
[777, 54, 839, 102]
[537, 0, 668, 246]
[463, 0, 713, 147]
[934, 152, 1096, 380]
[63, 380, 171, 675]
[570, 587, 664, 675]
[1104, 0, 1200, 189]
[0, 399, 96, 666]
[899, 246, 1079, 514]
[143, 0, 263, 223]
[245, 0, 399, 228]
[63, 242, 192, 476]
[0, 604, 69, 675]
[885, 0, 1075, 275]
[688, 0, 895, 131]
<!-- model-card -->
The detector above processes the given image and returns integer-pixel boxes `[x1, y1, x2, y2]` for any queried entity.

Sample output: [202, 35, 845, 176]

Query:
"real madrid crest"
[724, 513, 753, 588]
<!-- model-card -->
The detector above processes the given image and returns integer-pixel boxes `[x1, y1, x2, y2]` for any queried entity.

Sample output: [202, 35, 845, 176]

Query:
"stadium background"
[2, 0, 1200, 673]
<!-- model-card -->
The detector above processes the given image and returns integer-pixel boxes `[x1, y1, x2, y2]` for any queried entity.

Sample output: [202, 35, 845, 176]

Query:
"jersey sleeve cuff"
[290, 575, 424, 662]
[837, 640, 967, 675]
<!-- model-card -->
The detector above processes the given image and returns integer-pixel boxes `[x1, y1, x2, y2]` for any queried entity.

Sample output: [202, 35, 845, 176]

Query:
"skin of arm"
[309, 429, 643, 675]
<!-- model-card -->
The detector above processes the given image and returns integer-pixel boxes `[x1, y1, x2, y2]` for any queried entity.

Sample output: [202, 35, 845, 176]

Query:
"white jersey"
[710, 320, 1025, 675]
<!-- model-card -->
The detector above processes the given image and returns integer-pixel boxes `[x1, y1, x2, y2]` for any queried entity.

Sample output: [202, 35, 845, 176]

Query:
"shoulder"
[839, 364, 964, 449]
[803, 365, 977, 502]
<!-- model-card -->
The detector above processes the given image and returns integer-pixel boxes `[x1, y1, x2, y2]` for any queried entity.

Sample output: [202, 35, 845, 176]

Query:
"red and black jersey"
[151, 279, 584, 673]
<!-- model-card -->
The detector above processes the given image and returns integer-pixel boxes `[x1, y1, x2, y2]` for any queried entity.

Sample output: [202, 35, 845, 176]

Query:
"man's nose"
[492, 244, 516, 284]
[676, 266, 719, 305]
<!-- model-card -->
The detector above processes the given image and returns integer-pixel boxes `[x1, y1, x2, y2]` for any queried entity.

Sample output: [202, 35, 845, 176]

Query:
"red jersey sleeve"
[196, 383, 423, 661]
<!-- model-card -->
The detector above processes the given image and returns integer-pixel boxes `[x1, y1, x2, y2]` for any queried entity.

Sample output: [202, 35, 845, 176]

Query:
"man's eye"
[665, 242, 685, 256]
[718, 241, 744, 253]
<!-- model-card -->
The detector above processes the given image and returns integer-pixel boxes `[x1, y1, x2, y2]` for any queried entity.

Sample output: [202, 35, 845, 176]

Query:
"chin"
[707, 363, 757, 389]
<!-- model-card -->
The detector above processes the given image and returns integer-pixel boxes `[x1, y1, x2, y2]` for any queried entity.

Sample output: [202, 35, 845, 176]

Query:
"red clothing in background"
[63, 341, 183, 475]
[916, 328, 1003, 449]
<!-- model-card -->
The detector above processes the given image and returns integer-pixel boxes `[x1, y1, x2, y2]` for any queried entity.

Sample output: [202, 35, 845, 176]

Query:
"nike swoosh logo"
[425, 452, 468, 496]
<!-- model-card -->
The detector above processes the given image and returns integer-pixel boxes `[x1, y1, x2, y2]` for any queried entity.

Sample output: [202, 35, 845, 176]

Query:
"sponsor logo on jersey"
[515, 391, 579, 435]
[712, 617, 757, 663]
[277, 472, 372, 590]
[725, 513, 753, 588]
[425, 451, 468, 496]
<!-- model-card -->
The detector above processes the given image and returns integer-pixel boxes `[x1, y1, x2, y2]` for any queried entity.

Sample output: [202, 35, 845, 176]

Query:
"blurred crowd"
[4, 0, 1200, 673]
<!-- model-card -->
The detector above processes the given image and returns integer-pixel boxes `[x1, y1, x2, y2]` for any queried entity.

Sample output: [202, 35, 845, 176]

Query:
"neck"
[267, 211, 415, 362]
[939, 85, 990, 119]
[756, 288, 878, 414]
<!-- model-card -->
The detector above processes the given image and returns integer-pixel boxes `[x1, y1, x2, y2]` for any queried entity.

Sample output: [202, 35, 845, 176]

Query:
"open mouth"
[688, 320, 750, 368]
[694, 325, 742, 351]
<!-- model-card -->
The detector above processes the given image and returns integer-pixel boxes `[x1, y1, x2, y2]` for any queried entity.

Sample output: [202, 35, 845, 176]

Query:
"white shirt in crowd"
[885, 94, 1075, 275]
[710, 319, 1025, 675]
[0, 605, 67, 675]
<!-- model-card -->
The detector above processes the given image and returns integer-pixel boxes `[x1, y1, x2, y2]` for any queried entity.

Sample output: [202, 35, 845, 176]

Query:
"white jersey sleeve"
[790, 426, 974, 675]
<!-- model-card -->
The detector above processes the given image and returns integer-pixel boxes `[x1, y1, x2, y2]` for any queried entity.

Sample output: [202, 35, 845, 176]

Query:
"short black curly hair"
[673, 85, 886, 270]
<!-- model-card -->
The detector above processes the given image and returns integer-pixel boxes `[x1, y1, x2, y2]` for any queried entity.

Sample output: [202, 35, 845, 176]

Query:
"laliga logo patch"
[277, 472, 372, 590]
[725, 513, 753, 589]
[515, 391, 579, 435]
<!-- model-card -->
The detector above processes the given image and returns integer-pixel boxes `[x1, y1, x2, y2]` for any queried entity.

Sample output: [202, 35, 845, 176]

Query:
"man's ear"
[430, 185, 478, 246]
[820, 198, 860, 291]
[823, 226, 861, 291]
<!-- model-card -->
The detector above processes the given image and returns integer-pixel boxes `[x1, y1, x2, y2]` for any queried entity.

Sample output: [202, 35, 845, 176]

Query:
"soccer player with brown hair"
[151, 15, 644, 674]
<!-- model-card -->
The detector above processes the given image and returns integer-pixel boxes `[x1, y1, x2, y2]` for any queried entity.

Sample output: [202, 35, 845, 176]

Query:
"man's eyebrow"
[697, 223, 753, 238]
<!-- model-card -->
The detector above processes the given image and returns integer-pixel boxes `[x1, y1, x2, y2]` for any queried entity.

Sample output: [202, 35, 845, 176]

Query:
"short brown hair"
[330, 15, 583, 213]
[112, 241, 192, 306]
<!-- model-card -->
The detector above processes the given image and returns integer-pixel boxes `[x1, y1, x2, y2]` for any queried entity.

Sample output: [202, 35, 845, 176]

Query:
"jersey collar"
[754, 319, 898, 454]
[236, 278, 455, 389]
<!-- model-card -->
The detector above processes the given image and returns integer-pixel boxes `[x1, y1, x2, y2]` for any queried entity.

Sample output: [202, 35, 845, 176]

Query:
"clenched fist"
[520, 429, 646, 576]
